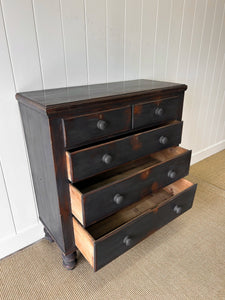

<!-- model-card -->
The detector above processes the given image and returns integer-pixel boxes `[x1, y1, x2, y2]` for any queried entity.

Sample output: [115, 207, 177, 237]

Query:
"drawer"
[73, 178, 197, 271]
[70, 146, 191, 227]
[63, 106, 131, 149]
[66, 121, 183, 182]
[133, 96, 183, 129]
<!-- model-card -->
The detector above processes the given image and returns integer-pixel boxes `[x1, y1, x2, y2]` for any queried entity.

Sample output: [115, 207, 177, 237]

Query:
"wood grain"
[73, 218, 94, 268]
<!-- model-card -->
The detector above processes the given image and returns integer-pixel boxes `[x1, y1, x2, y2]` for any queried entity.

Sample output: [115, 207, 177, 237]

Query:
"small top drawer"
[63, 107, 132, 149]
[133, 96, 183, 129]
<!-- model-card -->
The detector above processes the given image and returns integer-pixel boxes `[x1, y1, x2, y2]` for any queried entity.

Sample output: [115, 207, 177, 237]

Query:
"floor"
[0, 150, 225, 300]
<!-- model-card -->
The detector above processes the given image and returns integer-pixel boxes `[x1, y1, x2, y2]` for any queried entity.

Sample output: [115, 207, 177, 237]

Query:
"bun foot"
[62, 251, 77, 270]
[44, 227, 54, 243]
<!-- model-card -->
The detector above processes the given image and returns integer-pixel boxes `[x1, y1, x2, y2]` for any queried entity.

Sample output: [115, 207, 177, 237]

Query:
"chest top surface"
[16, 79, 187, 116]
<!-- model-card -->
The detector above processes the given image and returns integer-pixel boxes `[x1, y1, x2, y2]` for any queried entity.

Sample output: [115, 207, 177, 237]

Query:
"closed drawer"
[63, 106, 131, 149]
[70, 146, 191, 227]
[73, 178, 197, 271]
[133, 96, 183, 129]
[66, 121, 183, 182]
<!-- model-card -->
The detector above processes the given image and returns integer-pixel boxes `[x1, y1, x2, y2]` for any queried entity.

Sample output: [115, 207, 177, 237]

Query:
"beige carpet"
[0, 150, 225, 300]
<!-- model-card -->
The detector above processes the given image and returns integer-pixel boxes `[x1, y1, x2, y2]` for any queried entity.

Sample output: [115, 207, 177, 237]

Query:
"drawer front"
[133, 97, 183, 129]
[80, 149, 191, 226]
[63, 107, 131, 149]
[95, 183, 197, 271]
[66, 121, 183, 182]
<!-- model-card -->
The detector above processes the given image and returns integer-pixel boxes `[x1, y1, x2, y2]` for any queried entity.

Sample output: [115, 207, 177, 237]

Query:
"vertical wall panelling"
[1, 0, 43, 91]
[0, 162, 15, 240]
[175, 0, 196, 148]
[84, 0, 107, 84]
[0, 0, 225, 258]
[206, 4, 225, 147]
[153, 0, 172, 81]
[175, 0, 196, 82]
[196, 0, 224, 150]
[32, 0, 67, 89]
[183, 0, 207, 151]
[0, 2, 39, 233]
[59, 0, 88, 86]
[192, 0, 217, 152]
[140, 0, 158, 79]
[107, 0, 125, 82]
[194, 1, 224, 151]
[165, 0, 185, 81]
[124, 0, 142, 80]
[215, 57, 225, 143]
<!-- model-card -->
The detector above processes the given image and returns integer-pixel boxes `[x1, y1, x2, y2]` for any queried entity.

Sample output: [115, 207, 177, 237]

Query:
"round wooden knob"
[168, 170, 176, 179]
[123, 236, 132, 247]
[155, 107, 164, 116]
[102, 153, 112, 164]
[97, 119, 107, 130]
[159, 136, 168, 145]
[173, 205, 182, 214]
[113, 193, 124, 205]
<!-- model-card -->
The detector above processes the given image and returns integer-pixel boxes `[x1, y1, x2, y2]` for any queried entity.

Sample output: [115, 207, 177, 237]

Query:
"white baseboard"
[191, 140, 225, 165]
[0, 223, 44, 260]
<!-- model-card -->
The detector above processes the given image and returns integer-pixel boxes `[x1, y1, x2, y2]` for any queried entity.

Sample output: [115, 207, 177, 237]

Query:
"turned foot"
[62, 251, 77, 270]
[44, 227, 54, 243]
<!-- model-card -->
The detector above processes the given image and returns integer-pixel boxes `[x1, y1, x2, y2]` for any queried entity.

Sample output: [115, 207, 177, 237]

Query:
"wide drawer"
[63, 106, 131, 149]
[73, 178, 197, 271]
[66, 121, 183, 182]
[70, 146, 191, 227]
[133, 96, 183, 129]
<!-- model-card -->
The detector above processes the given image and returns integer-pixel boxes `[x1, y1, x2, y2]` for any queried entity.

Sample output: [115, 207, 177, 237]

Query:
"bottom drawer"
[73, 178, 197, 271]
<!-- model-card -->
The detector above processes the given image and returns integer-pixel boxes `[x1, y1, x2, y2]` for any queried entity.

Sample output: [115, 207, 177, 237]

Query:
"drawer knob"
[168, 170, 176, 179]
[155, 107, 164, 116]
[159, 136, 168, 145]
[123, 236, 132, 247]
[102, 153, 112, 164]
[173, 205, 182, 214]
[97, 119, 107, 130]
[114, 193, 124, 205]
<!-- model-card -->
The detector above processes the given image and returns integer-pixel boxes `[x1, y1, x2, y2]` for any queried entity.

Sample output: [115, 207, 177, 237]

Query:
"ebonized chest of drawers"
[16, 79, 197, 271]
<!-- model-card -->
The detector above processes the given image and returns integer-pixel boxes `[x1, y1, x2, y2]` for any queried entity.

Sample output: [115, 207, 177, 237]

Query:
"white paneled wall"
[0, 0, 224, 259]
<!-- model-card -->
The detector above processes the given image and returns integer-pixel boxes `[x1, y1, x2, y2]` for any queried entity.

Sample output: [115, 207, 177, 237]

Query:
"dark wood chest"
[16, 79, 197, 271]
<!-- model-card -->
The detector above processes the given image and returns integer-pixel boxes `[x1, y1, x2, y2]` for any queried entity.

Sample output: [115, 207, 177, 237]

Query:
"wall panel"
[0, 2, 39, 237]
[0, 162, 15, 240]
[60, 0, 88, 86]
[124, 0, 142, 80]
[107, 0, 125, 82]
[154, 0, 172, 80]
[84, 0, 107, 83]
[140, 0, 158, 79]
[32, 0, 67, 89]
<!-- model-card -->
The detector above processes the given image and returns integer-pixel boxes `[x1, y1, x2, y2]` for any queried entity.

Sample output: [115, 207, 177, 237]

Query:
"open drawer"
[70, 146, 191, 227]
[66, 121, 183, 182]
[73, 178, 197, 271]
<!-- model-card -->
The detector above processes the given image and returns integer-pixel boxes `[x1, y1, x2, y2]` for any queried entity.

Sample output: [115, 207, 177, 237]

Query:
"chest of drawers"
[16, 79, 197, 271]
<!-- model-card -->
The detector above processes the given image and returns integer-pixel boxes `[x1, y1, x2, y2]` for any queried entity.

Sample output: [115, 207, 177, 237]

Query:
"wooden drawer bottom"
[73, 178, 197, 271]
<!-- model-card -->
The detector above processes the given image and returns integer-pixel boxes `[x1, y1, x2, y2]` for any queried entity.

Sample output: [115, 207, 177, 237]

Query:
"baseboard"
[0, 223, 44, 260]
[191, 140, 225, 165]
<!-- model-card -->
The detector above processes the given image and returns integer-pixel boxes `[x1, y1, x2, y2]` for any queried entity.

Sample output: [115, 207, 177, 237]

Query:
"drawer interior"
[72, 146, 189, 193]
[73, 178, 195, 269]
[86, 178, 193, 239]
